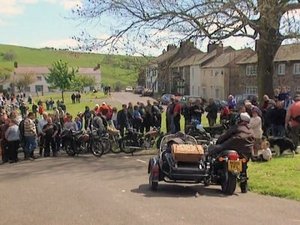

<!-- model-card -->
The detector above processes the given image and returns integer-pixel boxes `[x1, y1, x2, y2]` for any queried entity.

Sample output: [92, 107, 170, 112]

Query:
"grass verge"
[248, 154, 300, 201]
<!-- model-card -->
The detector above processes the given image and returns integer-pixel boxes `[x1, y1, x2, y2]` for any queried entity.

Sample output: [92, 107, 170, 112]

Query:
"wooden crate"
[171, 144, 204, 162]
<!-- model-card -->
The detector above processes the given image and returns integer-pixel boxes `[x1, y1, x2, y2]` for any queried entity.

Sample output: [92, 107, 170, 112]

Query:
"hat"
[240, 112, 251, 123]
[102, 102, 106, 105]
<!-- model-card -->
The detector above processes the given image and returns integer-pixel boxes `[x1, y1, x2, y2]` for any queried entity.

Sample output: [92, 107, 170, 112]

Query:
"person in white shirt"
[249, 107, 263, 156]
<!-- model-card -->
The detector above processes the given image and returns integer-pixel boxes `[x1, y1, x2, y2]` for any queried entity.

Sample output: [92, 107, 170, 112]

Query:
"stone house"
[237, 43, 300, 96]
[145, 41, 201, 94]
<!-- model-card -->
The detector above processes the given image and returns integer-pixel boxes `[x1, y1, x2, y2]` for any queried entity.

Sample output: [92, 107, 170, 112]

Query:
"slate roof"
[237, 43, 300, 64]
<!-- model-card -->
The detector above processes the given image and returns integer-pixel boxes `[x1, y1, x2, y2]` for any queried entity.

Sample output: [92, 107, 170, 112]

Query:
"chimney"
[207, 41, 223, 55]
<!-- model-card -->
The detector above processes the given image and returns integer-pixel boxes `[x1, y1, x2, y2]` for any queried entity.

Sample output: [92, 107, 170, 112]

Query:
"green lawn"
[248, 154, 300, 201]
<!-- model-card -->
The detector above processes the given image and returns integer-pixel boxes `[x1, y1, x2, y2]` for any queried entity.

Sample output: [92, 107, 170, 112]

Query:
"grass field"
[0, 44, 150, 88]
[248, 154, 300, 201]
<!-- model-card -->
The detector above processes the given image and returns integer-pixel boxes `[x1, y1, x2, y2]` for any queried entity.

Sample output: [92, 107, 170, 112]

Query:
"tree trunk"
[61, 90, 64, 102]
[256, 38, 281, 103]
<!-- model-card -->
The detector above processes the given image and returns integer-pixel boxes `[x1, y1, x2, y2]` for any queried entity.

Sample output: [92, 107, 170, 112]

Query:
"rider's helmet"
[238, 112, 251, 123]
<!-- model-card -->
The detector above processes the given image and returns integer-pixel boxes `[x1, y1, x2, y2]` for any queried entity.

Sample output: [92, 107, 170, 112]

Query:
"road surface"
[0, 153, 300, 225]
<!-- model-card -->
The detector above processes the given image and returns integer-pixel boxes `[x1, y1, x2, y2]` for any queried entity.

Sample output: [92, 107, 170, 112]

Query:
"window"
[246, 65, 257, 76]
[215, 89, 220, 99]
[37, 76, 42, 81]
[293, 63, 300, 75]
[277, 63, 285, 75]
[245, 86, 258, 95]
[192, 86, 194, 95]
[295, 86, 300, 92]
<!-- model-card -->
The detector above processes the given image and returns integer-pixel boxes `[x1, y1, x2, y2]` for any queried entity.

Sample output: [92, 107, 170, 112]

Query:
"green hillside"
[0, 44, 150, 88]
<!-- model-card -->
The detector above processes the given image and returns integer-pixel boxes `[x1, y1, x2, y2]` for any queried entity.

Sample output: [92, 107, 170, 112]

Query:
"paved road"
[96, 91, 157, 106]
[0, 153, 300, 225]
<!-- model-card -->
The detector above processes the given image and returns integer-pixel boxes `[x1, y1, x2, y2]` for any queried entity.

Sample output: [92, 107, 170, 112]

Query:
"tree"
[73, 0, 300, 100]
[71, 75, 95, 91]
[46, 60, 77, 102]
[3, 50, 16, 61]
[0, 67, 11, 83]
[15, 73, 35, 92]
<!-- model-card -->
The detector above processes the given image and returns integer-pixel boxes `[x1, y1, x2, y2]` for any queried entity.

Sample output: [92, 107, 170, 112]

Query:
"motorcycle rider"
[208, 112, 254, 193]
[208, 112, 255, 159]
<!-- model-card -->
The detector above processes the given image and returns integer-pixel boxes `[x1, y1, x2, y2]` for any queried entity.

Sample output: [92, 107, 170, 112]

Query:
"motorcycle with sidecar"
[148, 132, 249, 195]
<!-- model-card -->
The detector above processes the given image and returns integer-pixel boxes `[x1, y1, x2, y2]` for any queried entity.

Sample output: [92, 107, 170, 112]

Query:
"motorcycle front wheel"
[119, 138, 135, 154]
[64, 140, 76, 156]
[91, 141, 104, 157]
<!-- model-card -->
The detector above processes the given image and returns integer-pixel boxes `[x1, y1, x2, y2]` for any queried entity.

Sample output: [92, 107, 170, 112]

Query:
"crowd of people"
[1, 86, 299, 164]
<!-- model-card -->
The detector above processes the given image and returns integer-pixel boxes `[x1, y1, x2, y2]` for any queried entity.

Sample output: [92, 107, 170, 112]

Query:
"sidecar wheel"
[149, 175, 158, 191]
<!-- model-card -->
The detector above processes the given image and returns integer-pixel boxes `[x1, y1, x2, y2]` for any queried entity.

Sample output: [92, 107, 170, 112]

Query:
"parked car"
[141, 88, 153, 97]
[125, 86, 133, 92]
[134, 86, 144, 94]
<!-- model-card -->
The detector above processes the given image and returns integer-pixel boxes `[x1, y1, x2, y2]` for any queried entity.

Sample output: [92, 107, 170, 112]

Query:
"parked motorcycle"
[120, 127, 163, 154]
[61, 129, 104, 157]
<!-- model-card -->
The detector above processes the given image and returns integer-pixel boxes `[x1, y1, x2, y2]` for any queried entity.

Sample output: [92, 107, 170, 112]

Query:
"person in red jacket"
[285, 93, 300, 149]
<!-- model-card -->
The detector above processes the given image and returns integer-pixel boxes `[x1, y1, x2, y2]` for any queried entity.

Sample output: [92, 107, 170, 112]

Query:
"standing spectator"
[58, 107, 65, 128]
[64, 114, 78, 131]
[285, 93, 300, 149]
[190, 99, 204, 124]
[144, 100, 153, 132]
[38, 102, 44, 118]
[152, 101, 162, 128]
[269, 100, 286, 137]
[249, 108, 263, 156]
[166, 97, 175, 133]
[83, 106, 92, 130]
[42, 117, 58, 157]
[205, 98, 218, 127]
[19, 101, 27, 119]
[76, 92, 81, 103]
[0, 116, 10, 164]
[27, 95, 32, 104]
[32, 102, 38, 118]
[75, 116, 82, 130]
[49, 98, 54, 110]
[45, 99, 50, 110]
[172, 98, 181, 133]
[5, 119, 20, 163]
[182, 99, 192, 132]
[227, 95, 236, 110]
[127, 102, 134, 127]
[111, 107, 118, 128]
[24, 112, 37, 160]
[133, 105, 143, 132]
[38, 112, 48, 156]
[139, 103, 146, 133]
[117, 104, 129, 137]
[60, 101, 66, 112]
[71, 93, 76, 104]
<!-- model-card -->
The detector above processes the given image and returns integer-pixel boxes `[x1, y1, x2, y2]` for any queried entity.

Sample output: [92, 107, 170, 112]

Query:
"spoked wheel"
[65, 141, 76, 156]
[101, 138, 112, 154]
[110, 136, 122, 154]
[119, 139, 135, 154]
[220, 168, 237, 195]
[91, 141, 104, 157]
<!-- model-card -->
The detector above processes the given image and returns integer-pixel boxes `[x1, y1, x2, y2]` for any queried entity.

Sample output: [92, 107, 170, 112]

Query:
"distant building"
[237, 43, 300, 96]
[0, 66, 101, 94]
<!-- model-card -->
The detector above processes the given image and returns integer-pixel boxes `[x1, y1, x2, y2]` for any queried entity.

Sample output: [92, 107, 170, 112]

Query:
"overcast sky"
[0, 0, 256, 56]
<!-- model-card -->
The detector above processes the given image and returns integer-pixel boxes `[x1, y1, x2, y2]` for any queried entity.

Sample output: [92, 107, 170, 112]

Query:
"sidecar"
[148, 132, 210, 191]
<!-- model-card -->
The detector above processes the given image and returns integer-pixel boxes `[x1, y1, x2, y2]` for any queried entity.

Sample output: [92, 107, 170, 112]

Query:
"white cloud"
[61, 0, 82, 10]
[38, 38, 79, 49]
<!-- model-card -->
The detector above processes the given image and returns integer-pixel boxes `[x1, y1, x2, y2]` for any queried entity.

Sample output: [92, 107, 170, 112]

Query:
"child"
[258, 138, 272, 162]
